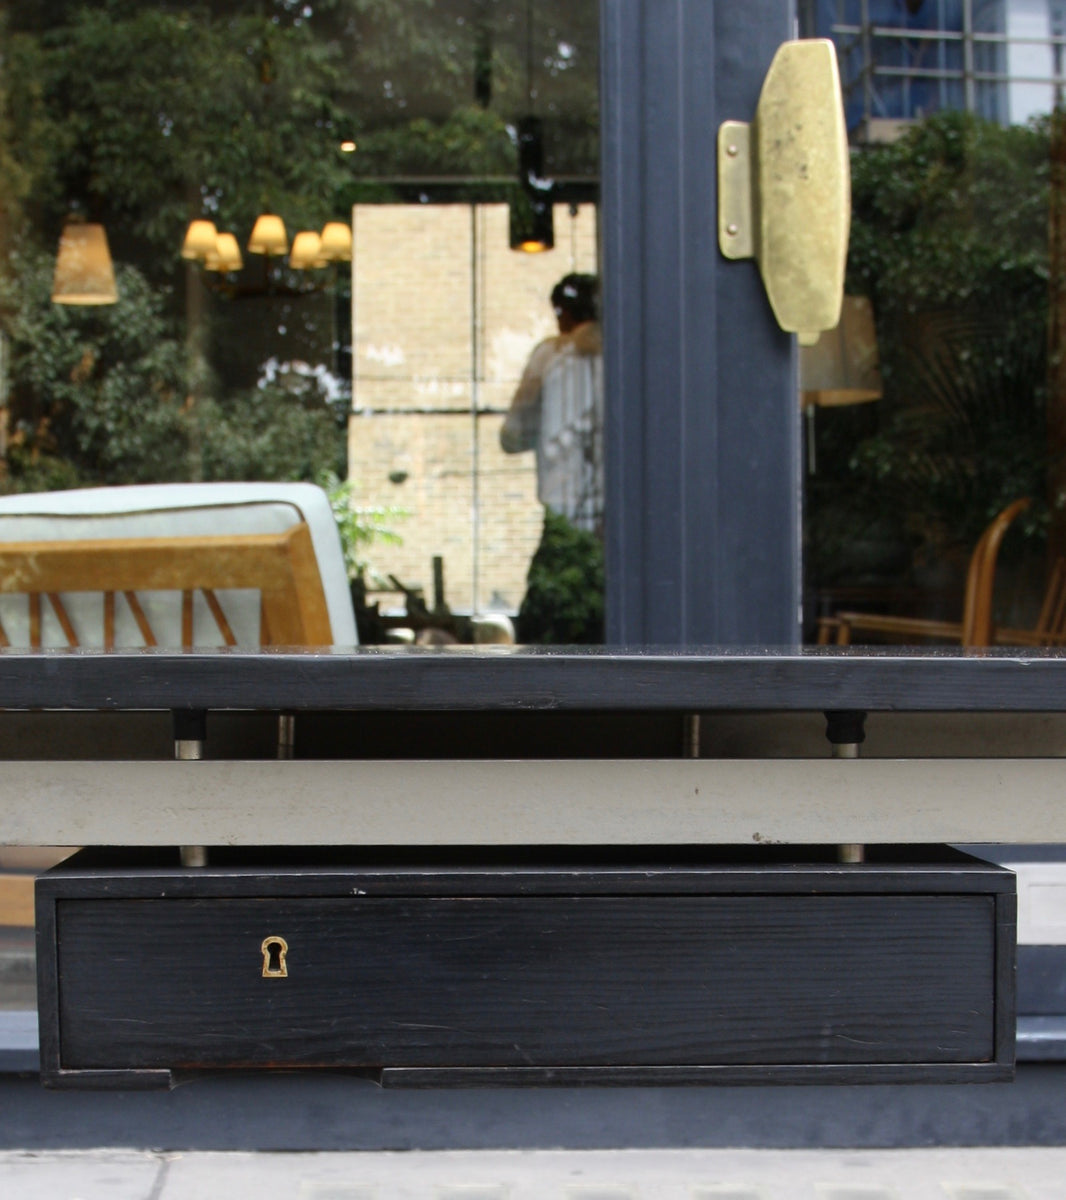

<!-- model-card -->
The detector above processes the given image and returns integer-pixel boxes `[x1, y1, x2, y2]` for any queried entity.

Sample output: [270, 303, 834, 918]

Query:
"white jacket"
[500, 322, 603, 533]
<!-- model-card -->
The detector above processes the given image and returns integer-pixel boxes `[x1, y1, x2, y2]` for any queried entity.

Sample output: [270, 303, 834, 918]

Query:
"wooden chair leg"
[816, 618, 837, 645]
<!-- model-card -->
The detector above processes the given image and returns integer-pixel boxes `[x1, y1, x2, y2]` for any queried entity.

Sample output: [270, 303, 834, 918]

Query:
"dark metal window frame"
[601, 0, 801, 646]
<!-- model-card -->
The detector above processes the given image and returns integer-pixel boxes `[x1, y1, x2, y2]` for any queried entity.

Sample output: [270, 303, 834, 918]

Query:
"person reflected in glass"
[501, 273, 604, 643]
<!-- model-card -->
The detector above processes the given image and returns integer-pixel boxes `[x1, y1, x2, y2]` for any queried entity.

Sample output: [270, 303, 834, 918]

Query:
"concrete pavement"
[1, 1148, 1066, 1199]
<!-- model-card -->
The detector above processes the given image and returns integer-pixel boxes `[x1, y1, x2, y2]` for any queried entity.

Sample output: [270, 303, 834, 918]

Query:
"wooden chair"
[0, 523, 331, 649]
[989, 556, 1066, 647]
[816, 497, 1051, 649]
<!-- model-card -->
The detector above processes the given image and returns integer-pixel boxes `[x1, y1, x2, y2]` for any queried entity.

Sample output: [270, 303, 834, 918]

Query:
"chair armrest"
[830, 611, 965, 645]
[993, 627, 1066, 647]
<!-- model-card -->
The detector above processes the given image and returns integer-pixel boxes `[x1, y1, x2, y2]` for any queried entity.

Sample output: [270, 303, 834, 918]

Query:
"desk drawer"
[36, 849, 1015, 1088]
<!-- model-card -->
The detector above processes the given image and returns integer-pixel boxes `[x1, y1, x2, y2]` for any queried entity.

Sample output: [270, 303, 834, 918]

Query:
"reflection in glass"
[0, 1, 600, 644]
[803, 1, 1066, 646]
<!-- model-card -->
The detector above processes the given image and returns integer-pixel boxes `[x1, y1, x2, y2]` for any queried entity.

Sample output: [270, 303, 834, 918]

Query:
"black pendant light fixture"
[510, 116, 554, 252]
[510, 1, 554, 253]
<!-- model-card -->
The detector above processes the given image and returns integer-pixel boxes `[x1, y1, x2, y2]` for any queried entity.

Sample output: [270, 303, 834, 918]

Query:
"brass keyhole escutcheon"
[261, 935, 289, 978]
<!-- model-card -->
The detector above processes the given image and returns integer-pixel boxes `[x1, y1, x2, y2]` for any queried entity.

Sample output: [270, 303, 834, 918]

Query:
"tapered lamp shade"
[799, 295, 881, 474]
[181, 219, 218, 261]
[799, 295, 882, 409]
[205, 232, 243, 272]
[247, 213, 289, 256]
[318, 221, 352, 262]
[51, 221, 118, 305]
[289, 230, 327, 269]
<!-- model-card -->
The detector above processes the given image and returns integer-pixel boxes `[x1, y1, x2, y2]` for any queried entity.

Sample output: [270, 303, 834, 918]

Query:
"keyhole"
[261, 935, 289, 978]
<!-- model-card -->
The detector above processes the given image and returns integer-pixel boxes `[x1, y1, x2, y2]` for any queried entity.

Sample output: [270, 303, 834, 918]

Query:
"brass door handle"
[718, 39, 850, 345]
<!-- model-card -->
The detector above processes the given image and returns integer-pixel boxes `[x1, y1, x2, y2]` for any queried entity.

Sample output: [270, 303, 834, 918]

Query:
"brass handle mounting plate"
[718, 38, 850, 345]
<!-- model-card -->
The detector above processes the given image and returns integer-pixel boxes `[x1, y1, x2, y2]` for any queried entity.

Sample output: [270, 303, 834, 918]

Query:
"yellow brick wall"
[348, 202, 598, 614]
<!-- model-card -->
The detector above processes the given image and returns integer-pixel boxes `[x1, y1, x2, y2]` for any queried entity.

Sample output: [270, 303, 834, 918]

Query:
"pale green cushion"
[0, 482, 357, 647]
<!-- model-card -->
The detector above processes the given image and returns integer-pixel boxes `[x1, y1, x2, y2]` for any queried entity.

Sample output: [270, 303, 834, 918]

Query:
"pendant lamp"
[318, 221, 352, 263]
[247, 213, 289, 256]
[510, 116, 554, 253]
[51, 217, 118, 305]
[799, 295, 882, 473]
[205, 232, 244, 273]
[181, 219, 218, 261]
[510, 196, 554, 253]
[289, 231, 327, 269]
[510, 3, 553, 253]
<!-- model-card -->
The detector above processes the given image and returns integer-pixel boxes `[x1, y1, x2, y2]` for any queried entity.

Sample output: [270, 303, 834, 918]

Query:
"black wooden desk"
[4, 646, 1063, 1087]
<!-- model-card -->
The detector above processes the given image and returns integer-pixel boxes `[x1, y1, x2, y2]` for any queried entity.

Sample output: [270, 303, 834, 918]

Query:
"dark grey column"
[600, 0, 801, 647]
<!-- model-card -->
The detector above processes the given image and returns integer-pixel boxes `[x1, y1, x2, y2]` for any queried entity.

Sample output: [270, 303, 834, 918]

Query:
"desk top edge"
[2, 645, 1066, 712]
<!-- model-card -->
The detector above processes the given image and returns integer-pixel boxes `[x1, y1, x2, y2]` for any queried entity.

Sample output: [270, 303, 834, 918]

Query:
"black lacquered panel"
[56, 893, 995, 1071]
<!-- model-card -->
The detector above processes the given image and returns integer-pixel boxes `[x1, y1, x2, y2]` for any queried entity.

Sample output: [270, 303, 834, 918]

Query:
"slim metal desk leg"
[174, 709, 207, 868]
[825, 710, 867, 864]
[683, 713, 701, 758]
[278, 712, 296, 760]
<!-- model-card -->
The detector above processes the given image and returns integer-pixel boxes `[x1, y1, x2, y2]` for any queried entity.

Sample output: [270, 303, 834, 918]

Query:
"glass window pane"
[0, 0, 602, 648]
[803, 1, 1063, 648]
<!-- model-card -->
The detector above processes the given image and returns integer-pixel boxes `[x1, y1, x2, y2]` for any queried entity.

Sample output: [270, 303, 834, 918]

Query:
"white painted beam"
[1, 758, 1064, 847]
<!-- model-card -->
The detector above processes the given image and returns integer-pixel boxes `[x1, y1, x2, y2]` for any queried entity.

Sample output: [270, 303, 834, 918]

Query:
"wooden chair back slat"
[103, 591, 116, 650]
[29, 593, 41, 648]
[181, 590, 194, 649]
[46, 593, 79, 647]
[202, 588, 238, 647]
[123, 591, 157, 646]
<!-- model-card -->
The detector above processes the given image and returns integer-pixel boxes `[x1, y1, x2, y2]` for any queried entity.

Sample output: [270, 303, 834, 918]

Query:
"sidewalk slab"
[2, 1148, 1066, 1200]
[0, 1149, 163, 1198]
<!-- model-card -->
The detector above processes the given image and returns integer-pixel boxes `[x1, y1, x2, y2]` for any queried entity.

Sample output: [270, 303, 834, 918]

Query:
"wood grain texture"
[37, 853, 1014, 1085]
[38, 844, 1009, 1085]
[55, 894, 996, 1071]
[0, 523, 331, 649]
[0, 874, 34, 926]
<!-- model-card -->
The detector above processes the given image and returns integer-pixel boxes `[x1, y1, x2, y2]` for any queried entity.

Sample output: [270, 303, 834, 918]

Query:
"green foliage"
[516, 510, 604, 645]
[196, 385, 347, 484]
[0, 244, 349, 491]
[355, 107, 516, 177]
[1, 4, 358, 272]
[0, 0, 600, 510]
[847, 111, 1049, 313]
[316, 468, 406, 582]
[810, 112, 1054, 593]
[849, 308, 1048, 551]
[0, 245, 192, 486]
